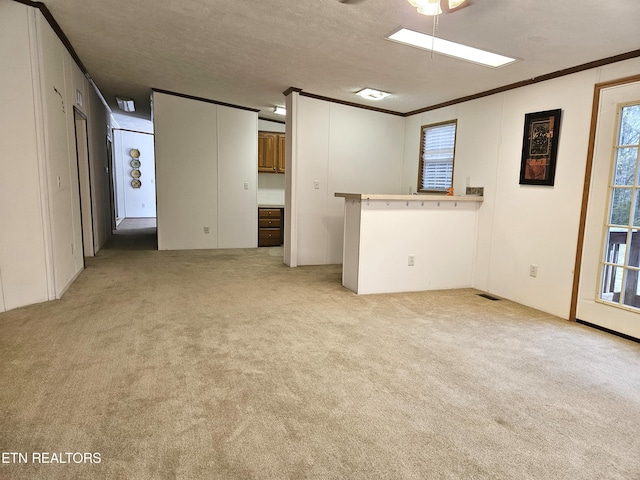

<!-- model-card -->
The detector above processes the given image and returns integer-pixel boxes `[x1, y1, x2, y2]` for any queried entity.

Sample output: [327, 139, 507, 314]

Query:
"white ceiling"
[41, 0, 640, 125]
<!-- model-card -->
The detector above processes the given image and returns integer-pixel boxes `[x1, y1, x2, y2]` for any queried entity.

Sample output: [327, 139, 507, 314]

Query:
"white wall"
[36, 11, 85, 295]
[153, 92, 258, 250]
[291, 97, 406, 265]
[113, 129, 156, 218]
[0, 1, 49, 311]
[218, 106, 259, 248]
[489, 74, 594, 317]
[403, 57, 640, 319]
[0, 2, 111, 312]
[258, 119, 285, 132]
[258, 174, 285, 206]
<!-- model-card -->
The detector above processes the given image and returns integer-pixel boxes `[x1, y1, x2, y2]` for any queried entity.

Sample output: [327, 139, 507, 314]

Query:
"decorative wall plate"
[130, 159, 141, 168]
[131, 179, 141, 188]
[131, 169, 141, 178]
[130, 148, 140, 158]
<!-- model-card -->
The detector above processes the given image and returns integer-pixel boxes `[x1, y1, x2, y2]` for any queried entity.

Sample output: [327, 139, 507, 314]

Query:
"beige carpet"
[1, 233, 639, 479]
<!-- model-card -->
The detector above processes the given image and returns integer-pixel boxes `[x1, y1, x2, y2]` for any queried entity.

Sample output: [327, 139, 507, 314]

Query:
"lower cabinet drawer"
[259, 228, 282, 246]
[259, 208, 282, 219]
[259, 218, 281, 228]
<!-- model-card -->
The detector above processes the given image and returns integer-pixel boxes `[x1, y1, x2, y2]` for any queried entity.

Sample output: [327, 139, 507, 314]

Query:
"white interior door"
[577, 80, 640, 339]
[74, 108, 94, 257]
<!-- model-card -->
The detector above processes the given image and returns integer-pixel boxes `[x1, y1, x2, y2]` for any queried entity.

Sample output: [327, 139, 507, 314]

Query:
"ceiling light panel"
[387, 28, 517, 68]
[356, 88, 391, 101]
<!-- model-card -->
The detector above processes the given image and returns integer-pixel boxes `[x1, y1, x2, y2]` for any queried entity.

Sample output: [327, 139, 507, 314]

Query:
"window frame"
[417, 119, 458, 193]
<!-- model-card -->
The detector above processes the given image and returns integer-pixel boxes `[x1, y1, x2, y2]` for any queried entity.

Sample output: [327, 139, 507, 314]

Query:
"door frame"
[73, 107, 93, 258]
[570, 74, 640, 324]
[106, 134, 117, 232]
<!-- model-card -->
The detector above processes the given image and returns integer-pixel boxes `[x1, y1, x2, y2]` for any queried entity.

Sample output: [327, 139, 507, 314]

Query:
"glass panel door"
[599, 103, 640, 309]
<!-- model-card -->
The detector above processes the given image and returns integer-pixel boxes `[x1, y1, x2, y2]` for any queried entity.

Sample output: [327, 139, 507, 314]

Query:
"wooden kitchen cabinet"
[277, 133, 286, 173]
[258, 207, 284, 246]
[258, 131, 285, 174]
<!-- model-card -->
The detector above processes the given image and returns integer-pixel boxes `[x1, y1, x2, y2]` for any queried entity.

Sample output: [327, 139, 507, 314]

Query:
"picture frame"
[519, 108, 562, 186]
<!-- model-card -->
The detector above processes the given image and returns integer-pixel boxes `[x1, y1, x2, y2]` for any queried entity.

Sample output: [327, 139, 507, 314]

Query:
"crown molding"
[151, 88, 260, 113]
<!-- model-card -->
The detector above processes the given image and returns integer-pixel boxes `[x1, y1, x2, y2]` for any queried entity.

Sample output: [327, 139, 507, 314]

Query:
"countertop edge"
[334, 193, 483, 202]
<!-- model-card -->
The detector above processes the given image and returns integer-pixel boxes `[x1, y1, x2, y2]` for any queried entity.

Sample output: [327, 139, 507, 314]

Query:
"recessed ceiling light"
[273, 106, 286, 115]
[387, 28, 517, 68]
[356, 88, 391, 101]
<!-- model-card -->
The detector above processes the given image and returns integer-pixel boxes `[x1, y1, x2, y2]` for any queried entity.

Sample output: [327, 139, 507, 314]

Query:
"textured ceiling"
[40, 0, 640, 125]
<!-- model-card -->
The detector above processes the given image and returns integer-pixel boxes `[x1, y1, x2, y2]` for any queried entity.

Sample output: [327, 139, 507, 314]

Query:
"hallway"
[104, 218, 158, 251]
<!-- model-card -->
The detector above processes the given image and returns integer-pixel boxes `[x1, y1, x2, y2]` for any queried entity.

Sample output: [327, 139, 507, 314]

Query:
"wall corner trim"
[283, 87, 303, 97]
[298, 91, 405, 117]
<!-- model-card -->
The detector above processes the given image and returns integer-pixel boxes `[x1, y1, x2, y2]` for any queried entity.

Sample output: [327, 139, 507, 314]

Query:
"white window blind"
[420, 122, 456, 190]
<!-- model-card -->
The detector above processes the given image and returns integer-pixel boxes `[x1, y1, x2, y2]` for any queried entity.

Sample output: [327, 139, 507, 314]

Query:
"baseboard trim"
[56, 267, 84, 300]
[575, 319, 640, 344]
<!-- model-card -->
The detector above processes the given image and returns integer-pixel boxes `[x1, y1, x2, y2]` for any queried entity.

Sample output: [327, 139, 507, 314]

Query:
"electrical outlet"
[314, 180, 320, 189]
[204, 226, 210, 234]
[408, 254, 415, 266]
[530, 264, 538, 277]
[244, 182, 249, 190]
[142, 203, 145, 208]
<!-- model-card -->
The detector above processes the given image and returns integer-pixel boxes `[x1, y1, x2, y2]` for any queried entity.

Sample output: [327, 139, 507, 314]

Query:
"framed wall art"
[519, 108, 562, 186]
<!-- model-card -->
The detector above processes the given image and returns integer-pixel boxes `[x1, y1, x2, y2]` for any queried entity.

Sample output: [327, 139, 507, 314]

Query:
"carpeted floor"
[0, 229, 639, 479]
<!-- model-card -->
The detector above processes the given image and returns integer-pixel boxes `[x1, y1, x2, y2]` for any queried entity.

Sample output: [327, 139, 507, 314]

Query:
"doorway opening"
[73, 107, 92, 258]
[111, 128, 157, 249]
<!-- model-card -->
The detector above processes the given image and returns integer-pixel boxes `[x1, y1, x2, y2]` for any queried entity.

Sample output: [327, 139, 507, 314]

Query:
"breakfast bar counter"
[335, 193, 483, 294]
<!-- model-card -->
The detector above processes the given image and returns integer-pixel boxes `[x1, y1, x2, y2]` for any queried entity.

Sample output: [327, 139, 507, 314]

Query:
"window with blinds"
[418, 120, 457, 192]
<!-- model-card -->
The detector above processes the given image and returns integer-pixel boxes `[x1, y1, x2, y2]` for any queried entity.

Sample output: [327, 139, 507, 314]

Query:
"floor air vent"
[477, 293, 501, 301]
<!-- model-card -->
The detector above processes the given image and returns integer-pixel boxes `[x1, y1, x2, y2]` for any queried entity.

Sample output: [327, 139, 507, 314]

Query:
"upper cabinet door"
[258, 132, 276, 172]
[277, 133, 286, 174]
[258, 131, 285, 174]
